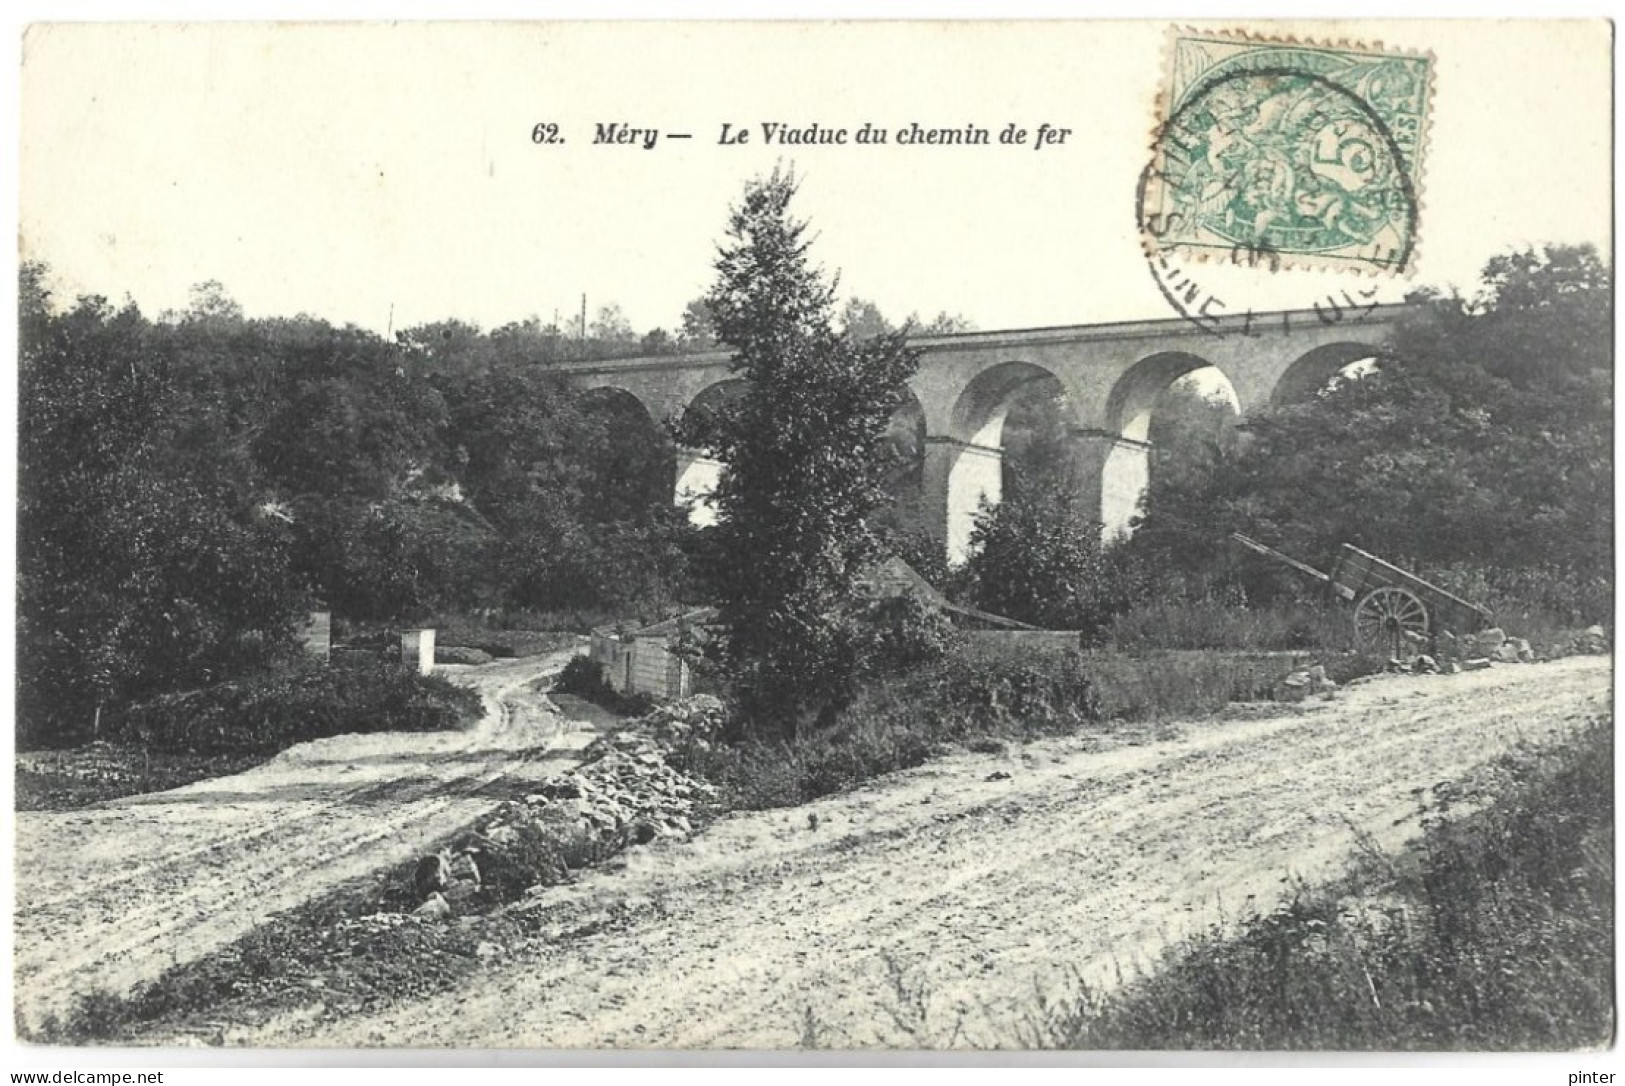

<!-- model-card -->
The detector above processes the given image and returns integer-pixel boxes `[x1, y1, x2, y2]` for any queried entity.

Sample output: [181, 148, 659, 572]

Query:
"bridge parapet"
[557, 304, 1420, 556]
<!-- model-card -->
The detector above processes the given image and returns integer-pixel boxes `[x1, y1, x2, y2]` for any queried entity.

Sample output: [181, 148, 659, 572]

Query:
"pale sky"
[21, 20, 1612, 337]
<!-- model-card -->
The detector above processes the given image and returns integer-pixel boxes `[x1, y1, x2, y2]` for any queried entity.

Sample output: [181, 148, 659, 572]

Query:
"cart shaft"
[1229, 533, 1334, 585]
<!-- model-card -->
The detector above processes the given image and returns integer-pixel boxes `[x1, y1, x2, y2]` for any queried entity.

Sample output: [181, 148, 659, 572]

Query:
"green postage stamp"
[1140, 28, 1434, 275]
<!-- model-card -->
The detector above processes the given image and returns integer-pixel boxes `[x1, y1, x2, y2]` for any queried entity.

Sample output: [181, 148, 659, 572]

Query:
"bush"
[680, 642, 1100, 810]
[1423, 564, 1612, 641]
[554, 655, 615, 700]
[489, 606, 654, 636]
[861, 595, 960, 673]
[118, 658, 483, 755]
[552, 654, 657, 717]
[680, 639, 1387, 812]
[932, 646, 1101, 730]
[335, 614, 582, 660]
[963, 480, 1130, 636]
[430, 618, 578, 659]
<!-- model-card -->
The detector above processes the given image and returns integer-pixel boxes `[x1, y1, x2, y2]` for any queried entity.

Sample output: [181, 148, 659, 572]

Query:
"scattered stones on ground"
[332, 911, 413, 939]
[1277, 671, 1312, 702]
[1277, 664, 1337, 702]
[413, 892, 451, 918]
[1389, 624, 1605, 677]
[405, 696, 726, 917]
[1494, 639, 1530, 664]
[1574, 625, 1610, 655]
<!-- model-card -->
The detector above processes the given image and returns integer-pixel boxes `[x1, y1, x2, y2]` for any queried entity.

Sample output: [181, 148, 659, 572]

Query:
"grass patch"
[1424, 564, 1612, 644]
[1079, 648, 1375, 720]
[15, 744, 269, 812]
[1039, 713, 1614, 1050]
[1100, 574, 1610, 662]
[1104, 596, 1356, 653]
[118, 657, 483, 756]
[18, 659, 485, 806]
[675, 641, 1381, 812]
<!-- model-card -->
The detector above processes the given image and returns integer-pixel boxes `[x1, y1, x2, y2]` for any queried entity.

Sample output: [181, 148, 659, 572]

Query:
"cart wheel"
[1354, 587, 1430, 655]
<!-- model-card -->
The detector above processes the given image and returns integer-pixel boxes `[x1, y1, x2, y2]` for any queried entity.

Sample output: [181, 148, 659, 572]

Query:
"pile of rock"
[1390, 623, 1610, 677]
[527, 727, 722, 844]
[407, 703, 724, 916]
[1571, 625, 1610, 655]
[338, 910, 416, 935]
[410, 848, 484, 917]
[1276, 663, 1338, 702]
[1434, 626, 1534, 669]
[1385, 652, 1461, 674]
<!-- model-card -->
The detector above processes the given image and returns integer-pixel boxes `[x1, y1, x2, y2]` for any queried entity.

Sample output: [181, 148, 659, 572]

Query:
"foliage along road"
[118, 654, 1610, 1049]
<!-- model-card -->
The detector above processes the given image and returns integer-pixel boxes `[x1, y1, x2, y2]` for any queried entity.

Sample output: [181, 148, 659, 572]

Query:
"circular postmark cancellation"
[1136, 30, 1434, 335]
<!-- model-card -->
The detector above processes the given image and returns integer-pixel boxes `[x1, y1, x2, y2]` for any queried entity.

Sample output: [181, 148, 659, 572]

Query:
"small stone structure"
[591, 610, 712, 700]
[299, 610, 332, 661]
[400, 629, 436, 675]
[589, 558, 1075, 701]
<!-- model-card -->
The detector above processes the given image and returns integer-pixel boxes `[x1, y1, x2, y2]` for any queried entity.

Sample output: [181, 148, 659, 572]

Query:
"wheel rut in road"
[14, 650, 592, 1033]
[222, 655, 1610, 1050]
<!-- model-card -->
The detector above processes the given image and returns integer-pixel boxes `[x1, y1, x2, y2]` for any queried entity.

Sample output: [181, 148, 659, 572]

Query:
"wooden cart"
[1230, 533, 1494, 653]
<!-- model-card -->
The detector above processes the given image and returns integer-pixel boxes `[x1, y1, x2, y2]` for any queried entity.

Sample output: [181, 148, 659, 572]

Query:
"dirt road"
[232, 654, 1607, 1050]
[13, 650, 591, 1032]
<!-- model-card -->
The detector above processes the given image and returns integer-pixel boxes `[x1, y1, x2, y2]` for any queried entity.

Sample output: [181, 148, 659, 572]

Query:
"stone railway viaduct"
[556, 305, 1411, 561]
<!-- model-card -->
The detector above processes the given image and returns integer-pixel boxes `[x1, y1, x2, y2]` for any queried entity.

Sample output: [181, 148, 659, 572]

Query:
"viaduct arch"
[556, 305, 1409, 562]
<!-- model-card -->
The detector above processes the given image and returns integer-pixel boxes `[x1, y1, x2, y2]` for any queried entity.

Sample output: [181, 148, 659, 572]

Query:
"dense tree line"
[964, 244, 1612, 632]
[18, 265, 700, 745]
[1128, 245, 1611, 599]
[18, 238, 1608, 744]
